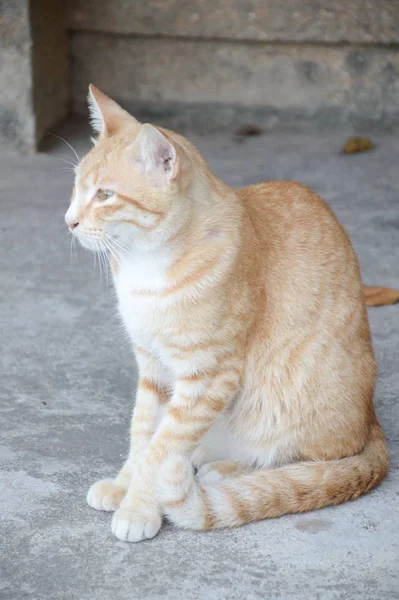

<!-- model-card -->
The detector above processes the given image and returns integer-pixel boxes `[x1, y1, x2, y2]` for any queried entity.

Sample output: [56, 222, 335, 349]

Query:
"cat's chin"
[76, 236, 102, 252]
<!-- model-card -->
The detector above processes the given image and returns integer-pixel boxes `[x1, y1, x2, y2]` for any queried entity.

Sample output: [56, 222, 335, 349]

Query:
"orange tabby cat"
[65, 85, 388, 542]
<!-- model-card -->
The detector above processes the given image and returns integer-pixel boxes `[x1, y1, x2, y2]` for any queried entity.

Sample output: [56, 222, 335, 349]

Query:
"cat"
[65, 85, 388, 543]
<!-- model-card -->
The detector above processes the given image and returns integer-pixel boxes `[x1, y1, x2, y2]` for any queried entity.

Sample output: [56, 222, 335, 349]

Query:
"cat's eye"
[96, 189, 114, 201]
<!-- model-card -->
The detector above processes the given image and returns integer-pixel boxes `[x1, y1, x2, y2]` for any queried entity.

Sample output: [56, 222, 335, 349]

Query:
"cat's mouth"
[73, 229, 107, 252]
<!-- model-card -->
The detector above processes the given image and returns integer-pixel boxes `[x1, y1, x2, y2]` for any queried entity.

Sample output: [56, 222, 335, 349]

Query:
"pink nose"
[66, 217, 79, 230]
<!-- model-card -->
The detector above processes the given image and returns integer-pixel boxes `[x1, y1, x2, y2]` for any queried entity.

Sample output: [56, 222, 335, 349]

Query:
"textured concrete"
[0, 120, 398, 600]
[0, 0, 68, 152]
[71, 35, 399, 132]
[68, 0, 399, 132]
[0, 1, 35, 151]
[68, 0, 399, 43]
[30, 0, 69, 148]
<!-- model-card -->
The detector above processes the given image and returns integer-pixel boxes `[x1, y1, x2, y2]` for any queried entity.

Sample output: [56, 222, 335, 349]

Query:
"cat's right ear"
[88, 84, 140, 137]
[130, 124, 181, 187]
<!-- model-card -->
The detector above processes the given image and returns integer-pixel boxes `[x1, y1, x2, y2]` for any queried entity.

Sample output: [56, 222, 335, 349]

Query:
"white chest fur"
[113, 251, 174, 351]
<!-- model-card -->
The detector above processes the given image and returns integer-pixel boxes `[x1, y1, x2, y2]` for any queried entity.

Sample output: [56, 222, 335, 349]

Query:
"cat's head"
[65, 85, 194, 254]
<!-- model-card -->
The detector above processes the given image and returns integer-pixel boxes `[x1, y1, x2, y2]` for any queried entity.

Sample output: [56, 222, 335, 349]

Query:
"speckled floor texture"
[1, 120, 398, 600]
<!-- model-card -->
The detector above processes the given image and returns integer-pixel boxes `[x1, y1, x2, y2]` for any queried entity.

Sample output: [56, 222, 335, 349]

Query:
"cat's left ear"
[131, 124, 180, 186]
[88, 84, 140, 137]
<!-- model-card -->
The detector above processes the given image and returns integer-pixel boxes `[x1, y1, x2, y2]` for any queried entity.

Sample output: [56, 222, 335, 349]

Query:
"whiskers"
[49, 132, 81, 175]
[62, 227, 81, 272]
[71, 233, 80, 271]
[57, 158, 78, 174]
[87, 234, 121, 289]
[94, 238, 111, 288]
[92, 233, 139, 290]
[63, 227, 136, 291]
[103, 232, 137, 261]
[49, 133, 81, 163]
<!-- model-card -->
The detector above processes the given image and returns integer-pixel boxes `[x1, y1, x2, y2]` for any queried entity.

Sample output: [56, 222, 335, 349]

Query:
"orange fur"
[73, 86, 388, 543]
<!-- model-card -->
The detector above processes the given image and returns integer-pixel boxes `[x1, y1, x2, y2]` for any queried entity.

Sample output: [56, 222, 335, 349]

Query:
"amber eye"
[97, 189, 114, 201]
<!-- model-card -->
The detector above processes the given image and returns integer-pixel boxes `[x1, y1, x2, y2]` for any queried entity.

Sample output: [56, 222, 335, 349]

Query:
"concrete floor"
[1, 120, 399, 600]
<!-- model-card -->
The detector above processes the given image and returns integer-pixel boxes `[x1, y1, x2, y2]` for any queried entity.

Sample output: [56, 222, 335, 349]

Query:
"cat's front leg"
[111, 359, 241, 542]
[87, 347, 168, 512]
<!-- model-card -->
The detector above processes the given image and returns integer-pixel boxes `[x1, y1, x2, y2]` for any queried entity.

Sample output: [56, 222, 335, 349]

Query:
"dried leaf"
[235, 124, 264, 137]
[363, 285, 399, 307]
[342, 137, 374, 154]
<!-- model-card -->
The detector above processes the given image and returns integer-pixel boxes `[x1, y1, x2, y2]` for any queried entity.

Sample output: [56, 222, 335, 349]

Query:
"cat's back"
[238, 181, 342, 240]
[238, 180, 355, 266]
[237, 180, 364, 319]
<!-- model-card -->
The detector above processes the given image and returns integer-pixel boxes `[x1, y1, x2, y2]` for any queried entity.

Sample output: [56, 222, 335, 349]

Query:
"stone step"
[71, 33, 399, 132]
[68, 0, 399, 44]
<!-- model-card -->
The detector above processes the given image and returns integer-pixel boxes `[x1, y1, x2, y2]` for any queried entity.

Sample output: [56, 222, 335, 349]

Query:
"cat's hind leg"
[196, 460, 247, 485]
[159, 455, 249, 529]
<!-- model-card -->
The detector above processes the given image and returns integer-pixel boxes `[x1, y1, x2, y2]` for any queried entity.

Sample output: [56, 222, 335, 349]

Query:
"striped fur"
[70, 87, 388, 543]
[160, 423, 387, 529]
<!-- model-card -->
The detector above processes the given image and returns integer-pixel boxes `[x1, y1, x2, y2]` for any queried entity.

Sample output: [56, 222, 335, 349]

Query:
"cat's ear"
[131, 124, 180, 186]
[87, 84, 140, 137]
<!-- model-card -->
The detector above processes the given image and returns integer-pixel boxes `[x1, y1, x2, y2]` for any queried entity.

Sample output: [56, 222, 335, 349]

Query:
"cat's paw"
[191, 445, 209, 470]
[86, 479, 126, 512]
[111, 506, 162, 542]
[196, 463, 225, 485]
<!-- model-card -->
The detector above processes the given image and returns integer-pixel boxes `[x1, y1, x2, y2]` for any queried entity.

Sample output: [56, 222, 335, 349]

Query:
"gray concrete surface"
[1, 120, 398, 600]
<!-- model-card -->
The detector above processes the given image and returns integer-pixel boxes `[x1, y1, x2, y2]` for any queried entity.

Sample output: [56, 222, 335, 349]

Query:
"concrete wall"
[68, 0, 399, 43]
[2, 0, 399, 151]
[0, 1, 35, 151]
[30, 0, 69, 148]
[68, 0, 399, 132]
[0, 0, 68, 152]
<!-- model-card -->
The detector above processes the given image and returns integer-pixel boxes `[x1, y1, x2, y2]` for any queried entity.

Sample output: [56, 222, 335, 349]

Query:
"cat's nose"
[66, 217, 79, 230]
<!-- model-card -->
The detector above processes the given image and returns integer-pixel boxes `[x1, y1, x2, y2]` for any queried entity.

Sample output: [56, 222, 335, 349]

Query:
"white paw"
[191, 446, 209, 470]
[87, 479, 126, 512]
[111, 506, 162, 542]
[196, 464, 224, 485]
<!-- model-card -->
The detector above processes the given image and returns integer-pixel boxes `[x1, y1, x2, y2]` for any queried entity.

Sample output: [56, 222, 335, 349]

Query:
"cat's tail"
[363, 285, 399, 306]
[159, 422, 388, 530]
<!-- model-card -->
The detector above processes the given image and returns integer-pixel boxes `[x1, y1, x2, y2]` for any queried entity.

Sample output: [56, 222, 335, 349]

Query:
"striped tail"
[363, 285, 399, 306]
[159, 423, 388, 530]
